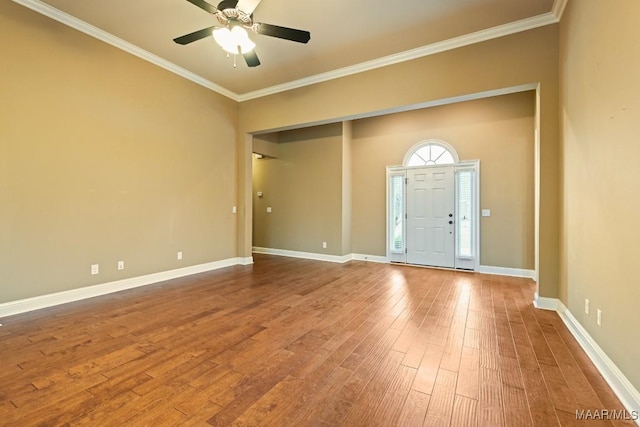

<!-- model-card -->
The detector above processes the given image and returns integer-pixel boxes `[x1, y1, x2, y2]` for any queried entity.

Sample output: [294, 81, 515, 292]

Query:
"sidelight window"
[389, 174, 405, 253]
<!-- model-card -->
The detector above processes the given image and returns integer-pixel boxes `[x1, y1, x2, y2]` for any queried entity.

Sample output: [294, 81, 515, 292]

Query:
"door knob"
[448, 220, 453, 224]
[449, 213, 453, 217]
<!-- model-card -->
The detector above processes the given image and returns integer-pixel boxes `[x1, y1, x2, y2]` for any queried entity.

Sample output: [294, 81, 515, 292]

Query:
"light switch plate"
[267, 207, 272, 213]
[482, 209, 491, 217]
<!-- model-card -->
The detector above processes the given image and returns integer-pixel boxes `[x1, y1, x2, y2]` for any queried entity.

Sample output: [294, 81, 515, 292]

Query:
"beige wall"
[351, 91, 535, 268]
[238, 24, 559, 297]
[252, 93, 534, 268]
[0, 2, 237, 303]
[252, 124, 344, 255]
[560, 0, 640, 390]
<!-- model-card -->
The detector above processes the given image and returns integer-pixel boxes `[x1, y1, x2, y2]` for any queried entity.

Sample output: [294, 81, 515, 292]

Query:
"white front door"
[406, 166, 455, 268]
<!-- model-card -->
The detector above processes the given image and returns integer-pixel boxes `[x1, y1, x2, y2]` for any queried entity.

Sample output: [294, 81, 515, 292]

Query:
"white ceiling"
[15, 0, 561, 100]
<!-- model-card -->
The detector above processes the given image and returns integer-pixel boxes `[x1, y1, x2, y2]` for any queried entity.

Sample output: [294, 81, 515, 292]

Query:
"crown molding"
[11, 0, 239, 101]
[237, 12, 558, 101]
[552, 0, 569, 21]
[13, 0, 559, 103]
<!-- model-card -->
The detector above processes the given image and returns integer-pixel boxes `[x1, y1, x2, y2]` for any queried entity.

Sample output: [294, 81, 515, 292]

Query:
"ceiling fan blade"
[237, 0, 262, 14]
[173, 26, 217, 45]
[243, 50, 261, 67]
[254, 23, 310, 44]
[185, 0, 219, 14]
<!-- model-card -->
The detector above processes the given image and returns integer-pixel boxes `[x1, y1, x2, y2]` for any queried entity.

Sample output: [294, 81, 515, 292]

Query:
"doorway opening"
[387, 140, 479, 270]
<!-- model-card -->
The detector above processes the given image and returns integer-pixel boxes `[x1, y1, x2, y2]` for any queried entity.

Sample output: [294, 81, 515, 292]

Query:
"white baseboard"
[535, 297, 640, 425]
[252, 247, 352, 263]
[477, 265, 536, 279]
[237, 256, 254, 265]
[0, 257, 247, 318]
[252, 249, 540, 282]
[533, 293, 561, 311]
[351, 253, 389, 263]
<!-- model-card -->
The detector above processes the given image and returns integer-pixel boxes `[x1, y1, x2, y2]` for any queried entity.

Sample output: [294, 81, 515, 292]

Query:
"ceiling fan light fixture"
[213, 26, 255, 54]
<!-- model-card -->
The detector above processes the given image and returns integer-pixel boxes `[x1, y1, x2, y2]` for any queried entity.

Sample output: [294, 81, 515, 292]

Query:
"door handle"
[448, 220, 453, 224]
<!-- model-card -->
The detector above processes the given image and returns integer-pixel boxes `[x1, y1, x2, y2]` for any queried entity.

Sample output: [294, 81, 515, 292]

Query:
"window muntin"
[405, 142, 456, 167]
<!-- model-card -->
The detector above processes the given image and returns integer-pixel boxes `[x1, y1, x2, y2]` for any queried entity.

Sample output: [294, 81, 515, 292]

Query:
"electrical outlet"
[177, 251, 183, 260]
[117, 261, 125, 271]
[597, 309, 602, 326]
[322, 242, 327, 249]
[91, 264, 99, 275]
[585, 299, 590, 315]
[267, 207, 272, 213]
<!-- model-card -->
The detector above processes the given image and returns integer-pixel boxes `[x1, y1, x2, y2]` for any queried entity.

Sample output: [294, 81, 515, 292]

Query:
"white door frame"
[386, 160, 480, 270]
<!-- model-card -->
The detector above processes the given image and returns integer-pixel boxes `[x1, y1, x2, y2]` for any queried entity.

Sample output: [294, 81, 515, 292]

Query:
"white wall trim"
[533, 292, 561, 310]
[552, 0, 569, 21]
[237, 256, 254, 265]
[477, 265, 536, 279]
[13, 0, 558, 103]
[351, 254, 389, 263]
[11, 0, 238, 101]
[252, 249, 542, 282]
[535, 297, 640, 425]
[0, 257, 246, 318]
[252, 247, 352, 263]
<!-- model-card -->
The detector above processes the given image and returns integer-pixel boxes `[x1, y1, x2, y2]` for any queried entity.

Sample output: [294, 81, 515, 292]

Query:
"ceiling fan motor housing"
[216, 1, 253, 28]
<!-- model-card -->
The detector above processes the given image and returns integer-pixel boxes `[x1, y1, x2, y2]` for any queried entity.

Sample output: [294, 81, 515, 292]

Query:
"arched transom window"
[403, 140, 459, 167]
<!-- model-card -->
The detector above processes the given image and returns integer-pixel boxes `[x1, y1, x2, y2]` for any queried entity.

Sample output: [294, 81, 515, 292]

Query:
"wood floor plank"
[423, 368, 457, 427]
[456, 346, 479, 400]
[206, 348, 312, 426]
[540, 362, 582, 414]
[288, 366, 353, 426]
[499, 355, 533, 426]
[0, 254, 631, 426]
[411, 343, 445, 395]
[450, 394, 478, 427]
[340, 349, 405, 426]
[369, 364, 417, 426]
[338, 327, 402, 402]
[230, 375, 308, 426]
[478, 366, 504, 426]
[397, 389, 430, 427]
[520, 366, 561, 427]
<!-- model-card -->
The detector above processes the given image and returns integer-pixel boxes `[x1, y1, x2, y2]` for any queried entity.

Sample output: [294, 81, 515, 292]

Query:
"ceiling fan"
[173, 0, 311, 68]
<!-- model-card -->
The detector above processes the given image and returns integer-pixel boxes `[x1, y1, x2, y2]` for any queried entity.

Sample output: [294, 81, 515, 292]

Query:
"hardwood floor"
[0, 254, 633, 426]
